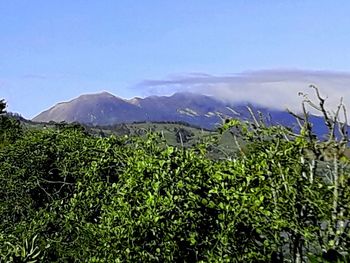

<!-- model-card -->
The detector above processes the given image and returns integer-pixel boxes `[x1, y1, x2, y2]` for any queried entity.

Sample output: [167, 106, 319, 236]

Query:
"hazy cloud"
[22, 74, 47, 80]
[138, 69, 350, 113]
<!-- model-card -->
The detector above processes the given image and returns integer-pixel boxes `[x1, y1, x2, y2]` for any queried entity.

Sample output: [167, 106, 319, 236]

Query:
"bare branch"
[246, 106, 260, 128]
[339, 104, 349, 143]
[309, 85, 334, 138]
[287, 109, 304, 129]
[39, 178, 75, 185]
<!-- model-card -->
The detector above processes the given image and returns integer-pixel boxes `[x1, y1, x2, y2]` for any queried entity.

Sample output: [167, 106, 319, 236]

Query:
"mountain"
[33, 92, 145, 125]
[33, 91, 239, 129]
[33, 91, 324, 133]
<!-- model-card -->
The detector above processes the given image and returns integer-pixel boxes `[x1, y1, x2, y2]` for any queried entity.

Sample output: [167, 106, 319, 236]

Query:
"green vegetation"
[24, 121, 214, 148]
[0, 100, 23, 148]
[0, 88, 349, 262]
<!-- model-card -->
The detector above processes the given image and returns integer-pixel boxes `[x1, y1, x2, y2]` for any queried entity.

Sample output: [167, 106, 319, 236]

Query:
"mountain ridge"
[33, 91, 237, 128]
[32, 91, 324, 133]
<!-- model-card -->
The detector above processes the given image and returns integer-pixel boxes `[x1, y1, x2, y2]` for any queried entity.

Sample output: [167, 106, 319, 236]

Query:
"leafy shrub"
[0, 88, 350, 262]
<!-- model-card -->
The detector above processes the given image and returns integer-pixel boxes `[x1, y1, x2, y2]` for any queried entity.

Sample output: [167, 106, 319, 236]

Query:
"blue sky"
[1, 1, 350, 118]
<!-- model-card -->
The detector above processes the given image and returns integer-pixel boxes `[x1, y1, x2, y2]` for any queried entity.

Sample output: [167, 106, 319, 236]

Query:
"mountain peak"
[98, 91, 114, 96]
[172, 91, 198, 97]
[34, 91, 291, 129]
[77, 91, 115, 99]
[32, 91, 327, 135]
[33, 91, 233, 128]
[171, 91, 214, 99]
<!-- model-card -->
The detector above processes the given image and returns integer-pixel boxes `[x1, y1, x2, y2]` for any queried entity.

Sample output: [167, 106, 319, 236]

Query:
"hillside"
[2, 96, 350, 261]
[32, 91, 296, 129]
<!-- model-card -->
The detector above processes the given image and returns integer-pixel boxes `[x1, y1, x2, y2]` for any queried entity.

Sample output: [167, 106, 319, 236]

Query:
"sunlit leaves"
[0, 115, 349, 261]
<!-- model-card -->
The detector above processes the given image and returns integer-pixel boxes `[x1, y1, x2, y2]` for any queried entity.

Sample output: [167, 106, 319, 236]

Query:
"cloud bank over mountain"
[138, 69, 350, 113]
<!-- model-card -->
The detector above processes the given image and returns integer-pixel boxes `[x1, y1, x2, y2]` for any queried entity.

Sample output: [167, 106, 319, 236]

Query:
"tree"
[1, 89, 349, 262]
[215, 86, 350, 262]
[0, 100, 23, 146]
[0, 99, 6, 114]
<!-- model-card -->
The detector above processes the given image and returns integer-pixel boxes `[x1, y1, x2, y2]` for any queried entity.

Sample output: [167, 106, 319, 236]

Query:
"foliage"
[0, 100, 23, 148]
[0, 100, 6, 115]
[0, 88, 350, 262]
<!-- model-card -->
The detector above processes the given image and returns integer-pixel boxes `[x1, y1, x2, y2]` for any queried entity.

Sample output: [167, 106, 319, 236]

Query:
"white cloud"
[138, 69, 350, 114]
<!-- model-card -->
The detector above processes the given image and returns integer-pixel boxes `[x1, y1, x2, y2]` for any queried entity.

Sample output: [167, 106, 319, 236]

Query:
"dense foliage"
[0, 90, 350, 262]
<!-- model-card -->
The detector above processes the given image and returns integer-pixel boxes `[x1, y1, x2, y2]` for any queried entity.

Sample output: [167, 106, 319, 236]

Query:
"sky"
[1, 1, 350, 118]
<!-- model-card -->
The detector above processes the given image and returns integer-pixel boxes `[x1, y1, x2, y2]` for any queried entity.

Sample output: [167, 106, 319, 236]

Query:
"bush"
[0, 88, 349, 262]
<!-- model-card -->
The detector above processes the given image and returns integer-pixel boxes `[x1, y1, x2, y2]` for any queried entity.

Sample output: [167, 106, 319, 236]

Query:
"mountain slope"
[33, 91, 325, 133]
[33, 91, 240, 128]
[34, 92, 146, 125]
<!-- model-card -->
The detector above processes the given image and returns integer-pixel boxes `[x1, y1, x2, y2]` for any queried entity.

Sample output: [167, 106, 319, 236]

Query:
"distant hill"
[33, 91, 327, 134]
[33, 91, 240, 129]
[33, 92, 144, 125]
